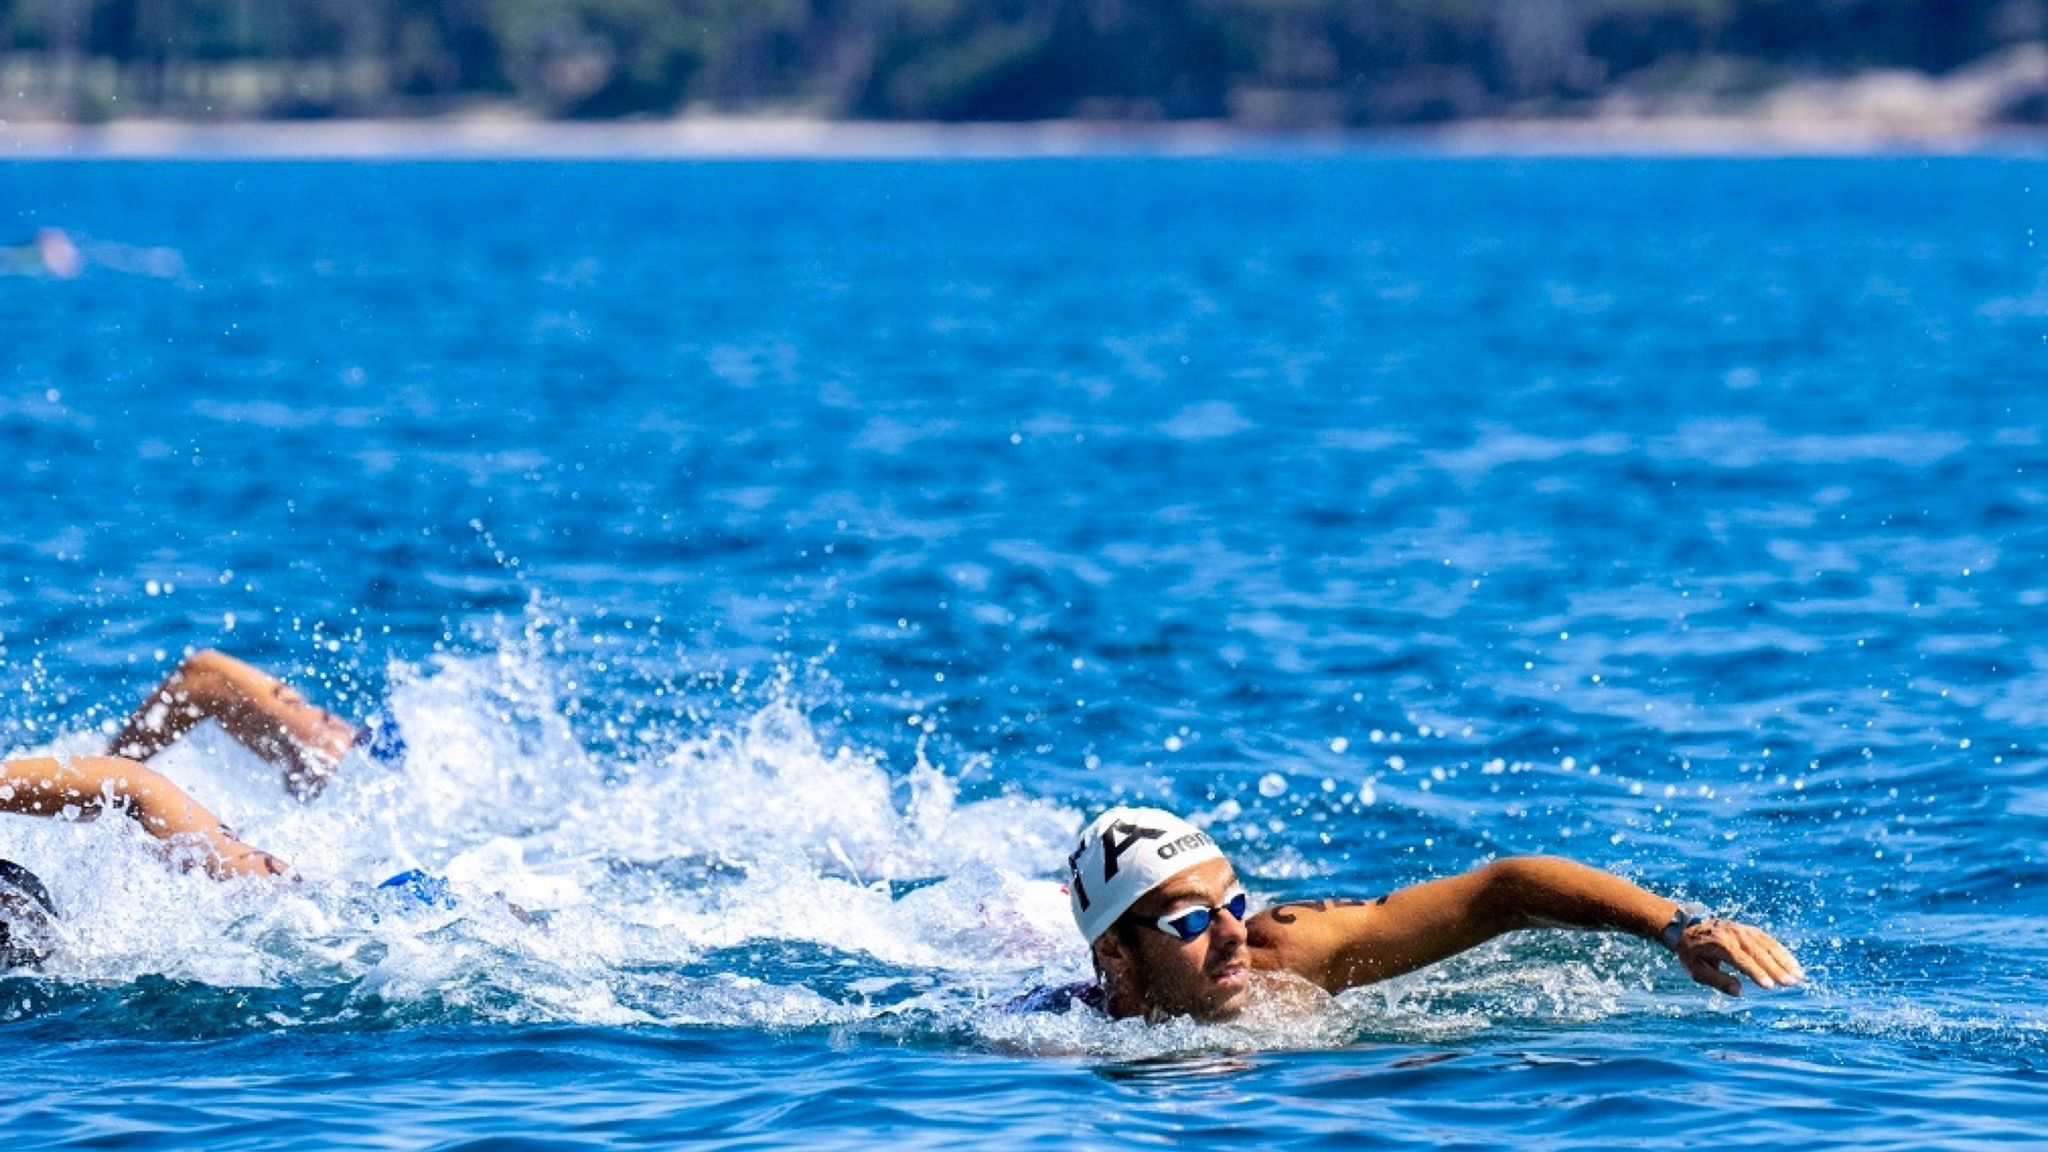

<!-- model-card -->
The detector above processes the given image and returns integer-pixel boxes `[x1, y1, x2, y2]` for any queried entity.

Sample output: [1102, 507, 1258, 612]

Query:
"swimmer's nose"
[1209, 903, 1249, 950]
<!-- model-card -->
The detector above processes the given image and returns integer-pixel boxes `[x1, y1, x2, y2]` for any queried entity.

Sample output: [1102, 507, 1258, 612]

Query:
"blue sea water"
[1, 154, 2045, 1148]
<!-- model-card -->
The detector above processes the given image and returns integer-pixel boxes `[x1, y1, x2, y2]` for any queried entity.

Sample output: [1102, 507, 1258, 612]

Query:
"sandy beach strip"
[0, 115, 1276, 160]
[4, 110, 2046, 161]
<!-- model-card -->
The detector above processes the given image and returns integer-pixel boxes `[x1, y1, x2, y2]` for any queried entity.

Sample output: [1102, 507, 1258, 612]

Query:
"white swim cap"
[1066, 806, 1228, 943]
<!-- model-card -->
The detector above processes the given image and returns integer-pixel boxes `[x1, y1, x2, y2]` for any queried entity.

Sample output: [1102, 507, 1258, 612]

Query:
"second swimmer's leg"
[108, 650, 358, 801]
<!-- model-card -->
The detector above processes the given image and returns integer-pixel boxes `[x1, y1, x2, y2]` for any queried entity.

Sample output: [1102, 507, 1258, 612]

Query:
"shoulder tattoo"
[1266, 897, 1382, 925]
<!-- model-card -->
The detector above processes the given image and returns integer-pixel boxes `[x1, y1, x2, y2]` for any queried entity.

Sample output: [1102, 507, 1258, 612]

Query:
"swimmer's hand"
[1673, 918, 1805, 995]
[191, 828, 294, 881]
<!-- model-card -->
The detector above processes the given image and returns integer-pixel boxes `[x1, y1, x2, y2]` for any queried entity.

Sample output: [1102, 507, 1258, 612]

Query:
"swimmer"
[0, 752, 359, 970]
[1050, 806, 1804, 1021]
[109, 649, 404, 801]
[0, 652, 397, 966]
[1, 228, 83, 279]
[0, 656, 481, 969]
[0, 743, 516, 971]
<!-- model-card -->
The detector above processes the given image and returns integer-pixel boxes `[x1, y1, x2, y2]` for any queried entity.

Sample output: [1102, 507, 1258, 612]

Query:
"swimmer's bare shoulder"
[1246, 856, 1803, 997]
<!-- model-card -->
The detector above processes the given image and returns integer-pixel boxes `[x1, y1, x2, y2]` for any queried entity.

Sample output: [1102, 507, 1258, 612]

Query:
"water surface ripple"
[0, 156, 2043, 1147]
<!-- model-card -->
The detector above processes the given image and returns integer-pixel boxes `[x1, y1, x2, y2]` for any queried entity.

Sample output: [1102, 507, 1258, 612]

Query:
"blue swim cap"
[376, 869, 455, 909]
[357, 707, 408, 766]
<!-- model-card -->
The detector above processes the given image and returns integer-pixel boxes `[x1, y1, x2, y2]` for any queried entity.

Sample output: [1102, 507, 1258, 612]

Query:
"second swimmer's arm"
[0, 756, 291, 880]
[109, 650, 358, 801]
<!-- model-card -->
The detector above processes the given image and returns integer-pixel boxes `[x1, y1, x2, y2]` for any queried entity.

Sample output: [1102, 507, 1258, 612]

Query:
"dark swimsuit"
[0, 858, 58, 969]
[1006, 981, 1108, 1014]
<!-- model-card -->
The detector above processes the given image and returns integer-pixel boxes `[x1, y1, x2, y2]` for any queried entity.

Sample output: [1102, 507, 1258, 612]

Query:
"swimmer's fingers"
[1679, 920, 1802, 995]
[1745, 926, 1805, 987]
[1682, 948, 1742, 996]
[202, 831, 295, 881]
[216, 847, 294, 881]
[1715, 921, 1803, 989]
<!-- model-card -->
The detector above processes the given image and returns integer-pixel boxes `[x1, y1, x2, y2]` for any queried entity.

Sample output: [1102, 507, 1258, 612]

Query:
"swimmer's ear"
[1091, 931, 1134, 985]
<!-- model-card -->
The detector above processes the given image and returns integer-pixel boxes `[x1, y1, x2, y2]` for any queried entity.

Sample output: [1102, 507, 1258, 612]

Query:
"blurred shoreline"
[11, 49, 2048, 160]
[9, 3, 2048, 160]
[11, 80, 2048, 159]
[7, 111, 2048, 160]
[11, 44, 2048, 159]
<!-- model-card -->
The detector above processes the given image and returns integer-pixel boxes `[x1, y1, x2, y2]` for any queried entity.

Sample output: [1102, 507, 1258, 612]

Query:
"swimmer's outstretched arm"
[108, 649, 357, 801]
[0, 756, 291, 880]
[1249, 856, 1803, 997]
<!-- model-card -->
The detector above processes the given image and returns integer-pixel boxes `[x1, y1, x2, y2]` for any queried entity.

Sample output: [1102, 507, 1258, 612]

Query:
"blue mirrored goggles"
[1151, 888, 1250, 942]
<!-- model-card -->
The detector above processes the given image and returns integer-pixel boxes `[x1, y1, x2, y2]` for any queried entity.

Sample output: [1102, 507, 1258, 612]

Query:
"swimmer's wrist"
[1659, 902, 1711, 952]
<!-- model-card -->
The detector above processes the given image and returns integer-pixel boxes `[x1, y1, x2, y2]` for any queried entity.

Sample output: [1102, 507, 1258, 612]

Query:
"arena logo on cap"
[1156, 829, 1214, 861]
[1067, 819, 1166, 911]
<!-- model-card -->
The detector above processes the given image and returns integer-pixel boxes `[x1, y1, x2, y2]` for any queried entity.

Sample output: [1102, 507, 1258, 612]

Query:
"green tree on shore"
[0, 0, 2042, 122]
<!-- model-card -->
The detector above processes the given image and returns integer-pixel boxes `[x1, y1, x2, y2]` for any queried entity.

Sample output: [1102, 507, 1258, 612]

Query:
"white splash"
[0, 640, 1083, 1034]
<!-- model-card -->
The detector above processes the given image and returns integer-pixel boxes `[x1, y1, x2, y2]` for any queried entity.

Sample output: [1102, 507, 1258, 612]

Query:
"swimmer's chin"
[1193, 969, 1329, 1023]
[1243, 971, 1334, 1020]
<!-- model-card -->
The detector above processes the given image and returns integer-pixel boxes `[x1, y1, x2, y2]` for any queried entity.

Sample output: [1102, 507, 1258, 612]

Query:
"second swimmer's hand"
[197, 826, 295, 881]
[1676, 918, 1805, 995]
[213, 844, 294, 880]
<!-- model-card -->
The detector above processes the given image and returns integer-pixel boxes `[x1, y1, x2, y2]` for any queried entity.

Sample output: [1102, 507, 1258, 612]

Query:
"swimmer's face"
[1099, 857, 1252, 1021]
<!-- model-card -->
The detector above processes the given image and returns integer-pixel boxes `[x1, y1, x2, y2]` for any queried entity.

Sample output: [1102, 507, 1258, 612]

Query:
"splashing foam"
[0, 640, 1082, 1033]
